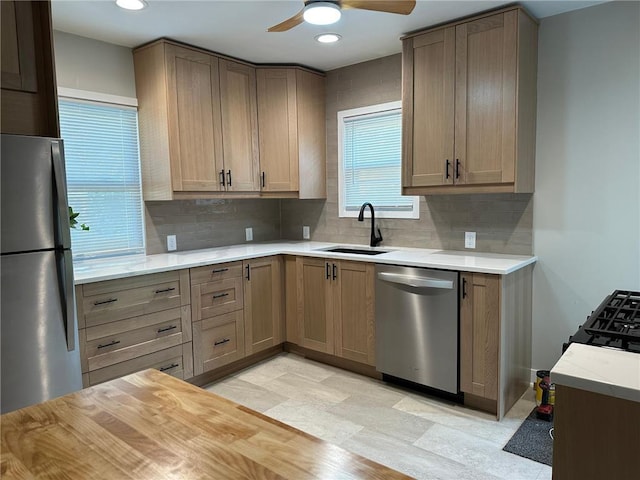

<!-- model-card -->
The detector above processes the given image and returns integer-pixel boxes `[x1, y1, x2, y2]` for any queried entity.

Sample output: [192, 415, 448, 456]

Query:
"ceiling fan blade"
[341, 0, 416, 15]
[268, 8, 305, 32]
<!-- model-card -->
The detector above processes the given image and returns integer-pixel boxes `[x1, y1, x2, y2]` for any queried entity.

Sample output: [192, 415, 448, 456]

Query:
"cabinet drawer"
[191, 276, 243, 320]
[193, 310, 244, 375]
[190, 261, 243, 285]
[81, 306, 191, 372]
[87, 343, 192, 387]
[79, 270, 190, 328]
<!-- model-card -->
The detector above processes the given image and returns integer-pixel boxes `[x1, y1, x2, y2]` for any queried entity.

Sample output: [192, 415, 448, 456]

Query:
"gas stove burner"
[565, 290, 640, 354]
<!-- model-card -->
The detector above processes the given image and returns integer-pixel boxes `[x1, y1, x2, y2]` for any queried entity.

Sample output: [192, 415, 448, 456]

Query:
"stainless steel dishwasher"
[375, 265, 459, 394]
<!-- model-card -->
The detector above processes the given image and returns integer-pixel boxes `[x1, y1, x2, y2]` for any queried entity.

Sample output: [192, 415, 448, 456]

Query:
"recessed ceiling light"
[315, 33, 342, 44]
[116, 0, 147, 11]
[303, 2, 341, 26]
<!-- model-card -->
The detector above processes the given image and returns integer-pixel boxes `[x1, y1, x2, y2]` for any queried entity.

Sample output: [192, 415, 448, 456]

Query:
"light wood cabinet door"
[401, 7, 537, 195]
[1, 0, 58, 137]
[403, 27, 455, 188]
[219, 59, 260, 192]
[166, 44, 223, 192]
[257, 68, 299, 192]
[455, 11, 517, 186]
[244, 256, 283, 355]
[333, 261, 375, 366]
[296, 257, 333, 354]
[460, 272, 500, 400]
[192, 310, 245, 375]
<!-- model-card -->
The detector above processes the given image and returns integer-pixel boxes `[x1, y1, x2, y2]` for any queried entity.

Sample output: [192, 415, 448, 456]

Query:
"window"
[338, 101, 419, 219]
[58, 97, 145, 259]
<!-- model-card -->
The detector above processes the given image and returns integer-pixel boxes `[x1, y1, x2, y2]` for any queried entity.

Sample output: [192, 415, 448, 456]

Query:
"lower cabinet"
[76, 269, 193, 387]
[295, 257, 375, 366]
[191, 256, 284, 376]
[460, 267, 533, 419]
[460, 272, 500, 401]
[244, 256, 284, 355]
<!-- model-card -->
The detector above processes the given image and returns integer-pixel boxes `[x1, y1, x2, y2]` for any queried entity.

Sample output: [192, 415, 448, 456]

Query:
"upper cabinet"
[402, 7, 538, 195]
[133, 39, 326, 201]
[1, 0, 59, 137]
[257, 68, 326, 199]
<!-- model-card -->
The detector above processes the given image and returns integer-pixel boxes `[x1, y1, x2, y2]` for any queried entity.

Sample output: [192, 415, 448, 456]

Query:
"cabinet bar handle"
[462, 278, 468, 299]
[157, 325, 177, 333]
[212, 268, 229, 274]
[212, 293, 229, 299]
[227, 170, 232, 187]
[246, 264, 251, 281]
[159, 363, 179, 372]
[94, 298, 118, 306]
[97, 340, 120, 349]
[455, 159, 461, 179]
[332, 263, 337, 281]
[326, 262, 331, 280]
[445, 159, 451, 179]
[220, 169, 226, 187]
[261, 172, 265, 188]
[155, 287, 176, 294]
[214, 338, 230, 346]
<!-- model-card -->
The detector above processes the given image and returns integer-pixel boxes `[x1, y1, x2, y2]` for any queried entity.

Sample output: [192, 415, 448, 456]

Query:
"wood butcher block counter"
[1, 369, 410, 479]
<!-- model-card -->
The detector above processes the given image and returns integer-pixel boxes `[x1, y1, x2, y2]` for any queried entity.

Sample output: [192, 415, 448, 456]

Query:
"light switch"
[245, 227, 253, 242]
[465, 232, 476, 249]
[167, 235, 177, 251]
[303, 225, 310, 240]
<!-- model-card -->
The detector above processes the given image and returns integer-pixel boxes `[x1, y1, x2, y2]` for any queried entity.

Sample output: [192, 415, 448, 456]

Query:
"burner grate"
[584, 290, 640, 342]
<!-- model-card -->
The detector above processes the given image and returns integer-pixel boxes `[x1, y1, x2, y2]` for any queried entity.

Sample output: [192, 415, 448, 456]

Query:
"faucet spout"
[357, 202, 383, 247]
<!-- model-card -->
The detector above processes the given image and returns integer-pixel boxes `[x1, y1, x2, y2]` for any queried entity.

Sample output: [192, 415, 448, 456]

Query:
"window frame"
[58, 88, 146, 260]
[337, 101, 419, 219]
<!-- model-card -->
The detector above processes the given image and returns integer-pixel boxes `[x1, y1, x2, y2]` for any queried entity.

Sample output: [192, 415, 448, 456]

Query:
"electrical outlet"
[465, 231, 476, 249]
[302, 225, 310, 240]
[245, 227, 253, 242]
[167, 235, 177, 251]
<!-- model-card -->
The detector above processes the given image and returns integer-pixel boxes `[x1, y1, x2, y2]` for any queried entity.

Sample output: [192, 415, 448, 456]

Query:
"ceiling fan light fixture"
[115, 0, 147, 11]
[303, 2, 341, 26]
[315, 33, 341, 44]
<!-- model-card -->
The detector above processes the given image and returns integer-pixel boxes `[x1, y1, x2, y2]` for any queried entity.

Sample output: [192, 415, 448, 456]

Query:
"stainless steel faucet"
[358, 202, 383, 247]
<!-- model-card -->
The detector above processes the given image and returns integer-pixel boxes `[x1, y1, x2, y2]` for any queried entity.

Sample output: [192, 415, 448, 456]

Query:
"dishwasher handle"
[377, 272, 454, 289]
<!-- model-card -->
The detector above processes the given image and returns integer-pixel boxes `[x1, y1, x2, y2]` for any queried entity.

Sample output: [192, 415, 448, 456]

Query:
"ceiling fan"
[268, 0, 416, 32]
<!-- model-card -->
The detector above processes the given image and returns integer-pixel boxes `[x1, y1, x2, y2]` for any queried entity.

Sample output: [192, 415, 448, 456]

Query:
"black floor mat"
[502, 407, 553, 466]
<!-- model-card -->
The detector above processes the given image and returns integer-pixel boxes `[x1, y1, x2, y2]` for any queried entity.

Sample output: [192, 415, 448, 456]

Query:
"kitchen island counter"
[0, 369, 410, 479]
[74, 241, 537, 284]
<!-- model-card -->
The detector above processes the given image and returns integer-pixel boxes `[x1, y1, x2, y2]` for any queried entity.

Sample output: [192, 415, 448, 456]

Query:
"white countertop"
[73, 241, 537, 284]
[551, 343, 640, 403]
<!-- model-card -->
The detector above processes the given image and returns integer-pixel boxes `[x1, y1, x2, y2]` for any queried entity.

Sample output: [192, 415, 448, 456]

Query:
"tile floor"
[205, 353, 552, 480]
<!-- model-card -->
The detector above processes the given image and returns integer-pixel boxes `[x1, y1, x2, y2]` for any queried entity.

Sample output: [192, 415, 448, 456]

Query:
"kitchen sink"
[321, 247, 390, 256]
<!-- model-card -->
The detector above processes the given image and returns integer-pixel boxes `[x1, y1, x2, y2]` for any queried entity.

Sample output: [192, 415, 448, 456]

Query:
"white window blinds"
[59, 98, 145, 259]
[339, 102, 419, 219]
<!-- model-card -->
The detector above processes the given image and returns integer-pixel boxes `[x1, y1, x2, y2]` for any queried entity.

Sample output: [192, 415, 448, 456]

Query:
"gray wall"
[53, 31, 137, 98]
[532, 1, 640, 369]
[281, 55, 533, 254]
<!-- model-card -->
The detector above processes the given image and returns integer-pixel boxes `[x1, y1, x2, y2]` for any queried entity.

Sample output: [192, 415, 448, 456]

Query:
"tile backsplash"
[145, 199, 281, 254]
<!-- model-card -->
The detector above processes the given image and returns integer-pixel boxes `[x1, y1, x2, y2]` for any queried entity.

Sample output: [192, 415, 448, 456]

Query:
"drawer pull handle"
[212, 268, 229, 274]
[155, 287, 176, 294]
[159, 363, 179, 372]
[97, 340, 120, 349]
[94, 298, 118, 306]
[157, 325, 177, 333]
[213, 293, 229, 299]
[214, 338, 230, 346]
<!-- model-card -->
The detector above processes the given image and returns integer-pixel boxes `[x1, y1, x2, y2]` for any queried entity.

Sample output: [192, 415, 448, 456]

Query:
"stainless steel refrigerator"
[1, 134, 82, 413]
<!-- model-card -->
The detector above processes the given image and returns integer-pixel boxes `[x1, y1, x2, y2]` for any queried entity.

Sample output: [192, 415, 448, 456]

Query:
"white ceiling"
[51, 0, 605, 71]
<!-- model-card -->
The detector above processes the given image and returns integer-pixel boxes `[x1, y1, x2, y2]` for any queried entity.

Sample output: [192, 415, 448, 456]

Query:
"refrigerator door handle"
[52, 141, 72, 249]
[61, 250, 76, 351]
